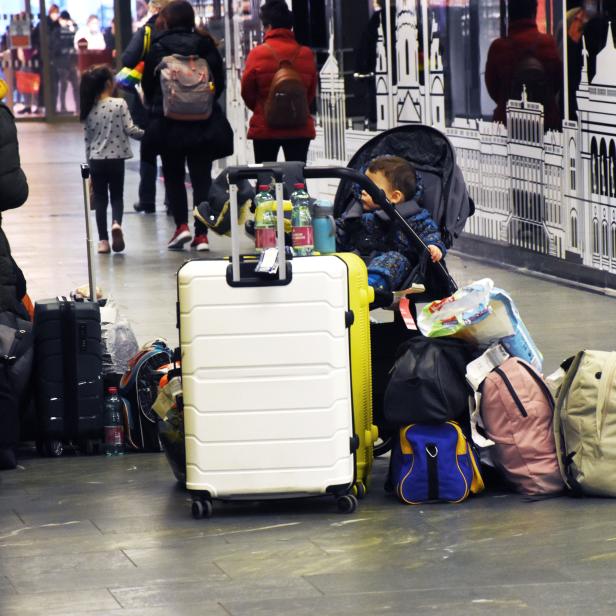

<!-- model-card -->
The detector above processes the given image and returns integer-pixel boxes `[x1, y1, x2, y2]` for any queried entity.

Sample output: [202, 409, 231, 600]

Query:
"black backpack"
[384, 336, 477, 427]
[509, 46, 552, 108]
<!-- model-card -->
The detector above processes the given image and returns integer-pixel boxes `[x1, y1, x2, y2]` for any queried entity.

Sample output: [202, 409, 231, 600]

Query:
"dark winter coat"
[337, 199, 446, 292]
[485, 19, 562, 130]
[50, 22, 77, 69]
[121, 13, 158, 69]
[0, 104, 28, 318]
[0, 105, 28, 213]
[142, 28, 232, 159]
[241, 28, 317, 141]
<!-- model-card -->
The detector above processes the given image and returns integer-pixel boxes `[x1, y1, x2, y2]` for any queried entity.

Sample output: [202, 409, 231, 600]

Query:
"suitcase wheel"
[36, 439, 64, 457]
[191, 498, 213, 520]
[336, 494, 358, 514]
[353, 482, 366, 499]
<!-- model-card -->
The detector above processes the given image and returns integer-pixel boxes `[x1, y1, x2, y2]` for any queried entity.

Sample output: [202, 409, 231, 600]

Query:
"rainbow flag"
[115, 61, 145, 88]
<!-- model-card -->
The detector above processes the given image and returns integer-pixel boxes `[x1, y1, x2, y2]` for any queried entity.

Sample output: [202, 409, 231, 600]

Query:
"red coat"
[241, 28, 317, 141]
[485, 20, 562, 130]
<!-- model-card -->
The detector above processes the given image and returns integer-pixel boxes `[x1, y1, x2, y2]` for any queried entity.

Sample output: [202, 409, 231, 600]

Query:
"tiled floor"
[1, 122, 616, 615]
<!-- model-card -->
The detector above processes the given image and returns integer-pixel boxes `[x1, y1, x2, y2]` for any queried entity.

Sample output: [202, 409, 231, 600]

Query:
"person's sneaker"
[191, 234, 210, 252]
[111, 222, 125, 253]
[168, 224, 192, 250]
[97, 240, 110, 254]
[133, 201, 155, 214]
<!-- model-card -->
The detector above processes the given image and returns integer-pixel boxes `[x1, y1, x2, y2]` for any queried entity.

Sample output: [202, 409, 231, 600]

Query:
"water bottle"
[312, 200, 337, 254]
[290, 183, 314, 256]
[104, 387, 125, 456]
[254, 184, 276, 252]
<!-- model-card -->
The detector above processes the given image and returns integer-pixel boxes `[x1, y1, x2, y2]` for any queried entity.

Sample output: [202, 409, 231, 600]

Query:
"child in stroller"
[336, 155, 446, 296]
[334, 125, 474, 455]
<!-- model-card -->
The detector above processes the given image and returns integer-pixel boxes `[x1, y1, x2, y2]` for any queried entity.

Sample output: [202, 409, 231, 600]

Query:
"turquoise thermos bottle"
[312, 200, 337, 254]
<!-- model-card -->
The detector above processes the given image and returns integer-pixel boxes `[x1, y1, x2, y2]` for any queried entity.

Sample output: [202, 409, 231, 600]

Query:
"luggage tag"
[395, 286, 424, 330]
[255, 247, 279, 275]
[399, 297, 417, 330]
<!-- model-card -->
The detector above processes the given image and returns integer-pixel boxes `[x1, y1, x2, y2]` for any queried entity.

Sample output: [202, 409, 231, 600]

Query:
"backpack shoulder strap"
[264, 42, 302, 68]
[142, 24, 152, 58]
[553, 351, 584, 490]
[264, 43, 282, 66]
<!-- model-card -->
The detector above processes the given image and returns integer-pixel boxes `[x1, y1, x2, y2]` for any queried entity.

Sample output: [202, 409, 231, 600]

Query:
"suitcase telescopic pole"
[80, 163, 97, 303]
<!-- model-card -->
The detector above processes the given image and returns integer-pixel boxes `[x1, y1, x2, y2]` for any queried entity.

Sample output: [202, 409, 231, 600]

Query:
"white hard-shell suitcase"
[178, 166, 362, 518]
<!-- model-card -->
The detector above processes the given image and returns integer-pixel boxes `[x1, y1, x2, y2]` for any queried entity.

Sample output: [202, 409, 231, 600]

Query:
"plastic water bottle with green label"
[254, 185, 276, 253]
[290, 183, 314, 256]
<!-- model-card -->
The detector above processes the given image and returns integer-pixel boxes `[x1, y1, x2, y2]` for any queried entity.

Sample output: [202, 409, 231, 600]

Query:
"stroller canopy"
[333, 125, 472, 248]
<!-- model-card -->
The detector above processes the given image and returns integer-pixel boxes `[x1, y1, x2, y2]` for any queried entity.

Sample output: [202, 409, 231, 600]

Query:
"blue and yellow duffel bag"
[389, 421, 484, 504]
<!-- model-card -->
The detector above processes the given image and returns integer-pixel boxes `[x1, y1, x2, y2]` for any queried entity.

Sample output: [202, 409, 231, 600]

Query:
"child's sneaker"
[98, 240, 110, 254]
[168, 224, 191, 250]
[111, 223, 125, 253]
[190, 234, 209, 251]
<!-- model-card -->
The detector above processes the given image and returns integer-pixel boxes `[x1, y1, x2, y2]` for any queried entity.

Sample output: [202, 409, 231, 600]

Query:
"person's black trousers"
[253, 138, 311, 164]
[160, 149, 211, 236]
[89, 158, 125, 241]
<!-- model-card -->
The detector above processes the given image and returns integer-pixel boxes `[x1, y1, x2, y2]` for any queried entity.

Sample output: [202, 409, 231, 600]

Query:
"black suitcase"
[33, 165, 104, 456]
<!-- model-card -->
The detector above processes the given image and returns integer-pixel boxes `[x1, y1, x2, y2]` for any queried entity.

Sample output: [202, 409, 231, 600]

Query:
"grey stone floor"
[1, 122, 616, 615]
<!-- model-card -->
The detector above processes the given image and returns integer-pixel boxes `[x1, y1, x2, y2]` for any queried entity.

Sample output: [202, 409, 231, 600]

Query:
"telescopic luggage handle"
[80, 163, 97, 303]
[227, 166, 287, 284]
[226, 164, 457, 294]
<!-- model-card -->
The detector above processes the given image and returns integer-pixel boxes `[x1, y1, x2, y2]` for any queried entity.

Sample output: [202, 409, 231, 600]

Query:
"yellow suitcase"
[336, 253, 379, 496]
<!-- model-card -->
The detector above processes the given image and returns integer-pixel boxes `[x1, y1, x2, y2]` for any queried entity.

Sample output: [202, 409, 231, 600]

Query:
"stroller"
[178, 128, 473, 466]
[334, 125, 474, 455]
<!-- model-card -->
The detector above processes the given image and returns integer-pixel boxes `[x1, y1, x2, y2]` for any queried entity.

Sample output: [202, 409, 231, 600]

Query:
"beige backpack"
[156, 54, 214, 121]
[553, 350, 616, 496]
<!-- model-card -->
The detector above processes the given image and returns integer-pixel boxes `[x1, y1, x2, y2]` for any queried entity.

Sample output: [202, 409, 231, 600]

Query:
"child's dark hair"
[260, 0, 294, 30]
[367, 156, 417, 201]
[79, 64, 114, 121]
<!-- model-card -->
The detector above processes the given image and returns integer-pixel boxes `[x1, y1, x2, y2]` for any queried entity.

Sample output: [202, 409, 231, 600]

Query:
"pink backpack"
[480, 357, 564, 496]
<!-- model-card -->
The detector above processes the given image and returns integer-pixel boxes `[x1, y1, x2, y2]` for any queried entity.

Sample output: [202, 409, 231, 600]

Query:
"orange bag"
[15, 71, 40, 95]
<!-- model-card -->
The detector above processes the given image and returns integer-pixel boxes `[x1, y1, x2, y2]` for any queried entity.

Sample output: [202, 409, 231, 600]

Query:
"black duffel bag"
[384, 336, 478, 427]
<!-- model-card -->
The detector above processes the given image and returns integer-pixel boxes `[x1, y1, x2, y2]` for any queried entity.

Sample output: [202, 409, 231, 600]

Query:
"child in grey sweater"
[80, 65, 143, 253]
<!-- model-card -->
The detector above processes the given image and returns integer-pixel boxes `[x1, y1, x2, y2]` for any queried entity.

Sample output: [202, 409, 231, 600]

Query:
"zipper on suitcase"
[494, 366, 528, 417]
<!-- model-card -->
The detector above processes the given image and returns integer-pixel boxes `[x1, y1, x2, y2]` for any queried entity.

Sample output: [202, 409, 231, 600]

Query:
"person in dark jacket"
[485, 0, 562, 131]
[142, 0, 231, 251]
[121, 0, 171, 214]
[51, 11, 80, 114]
[336, 156, 446, 294]
[0, 81, 29, 319]
[0, 81, 30, 471]
[241, 0, 317, 163]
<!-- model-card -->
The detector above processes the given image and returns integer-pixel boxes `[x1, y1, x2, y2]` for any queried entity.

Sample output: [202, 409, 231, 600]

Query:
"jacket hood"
[153, 28, 210, 56]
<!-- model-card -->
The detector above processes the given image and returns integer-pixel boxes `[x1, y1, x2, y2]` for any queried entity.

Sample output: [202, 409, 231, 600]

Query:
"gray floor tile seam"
[302, 577, 616, 596]
[107, 587, 124, 610]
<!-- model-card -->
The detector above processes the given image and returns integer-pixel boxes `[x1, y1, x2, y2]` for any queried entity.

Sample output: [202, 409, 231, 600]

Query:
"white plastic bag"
[100, 298, 139, 375]
[418, 278, 543, 371]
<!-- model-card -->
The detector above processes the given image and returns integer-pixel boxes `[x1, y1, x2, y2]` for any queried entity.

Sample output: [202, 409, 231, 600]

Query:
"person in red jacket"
[485, 0, 562, 131]
[241, 0, 317, 163]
